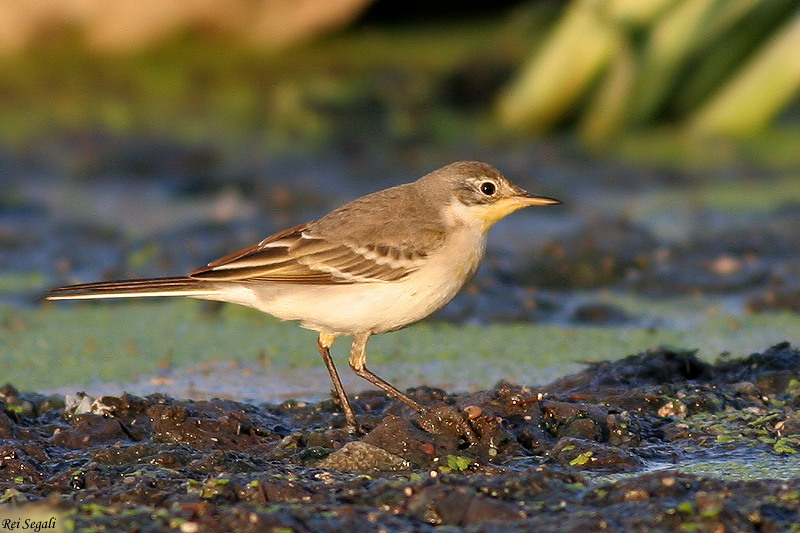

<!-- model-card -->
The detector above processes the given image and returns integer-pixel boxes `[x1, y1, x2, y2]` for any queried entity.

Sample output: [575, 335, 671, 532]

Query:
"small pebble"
[463, 405, 482, 420]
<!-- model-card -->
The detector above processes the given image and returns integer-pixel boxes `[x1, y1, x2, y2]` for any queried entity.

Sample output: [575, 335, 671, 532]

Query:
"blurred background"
[2, 0, 800, 398]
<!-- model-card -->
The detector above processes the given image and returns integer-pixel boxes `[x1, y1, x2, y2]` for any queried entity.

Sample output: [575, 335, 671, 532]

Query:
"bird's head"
[422, 161, 561, 232]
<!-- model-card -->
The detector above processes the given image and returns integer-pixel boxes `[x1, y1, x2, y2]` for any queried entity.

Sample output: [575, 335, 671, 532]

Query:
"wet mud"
[2, 343, 799, 532]
[2, 30, 800, 533]
[506, 209, 800, 310]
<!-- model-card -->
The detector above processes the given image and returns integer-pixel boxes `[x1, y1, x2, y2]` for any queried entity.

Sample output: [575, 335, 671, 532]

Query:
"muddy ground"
[3, 24, 800, 531]
[2, 342, 799, 532]
[3, 136, 800, 532]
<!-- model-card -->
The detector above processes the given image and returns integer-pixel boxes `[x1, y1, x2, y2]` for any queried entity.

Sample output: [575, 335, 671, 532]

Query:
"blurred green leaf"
[497, 0, 800, 140]
[689, 12, 800, 135]
[497, 0, 619, 132]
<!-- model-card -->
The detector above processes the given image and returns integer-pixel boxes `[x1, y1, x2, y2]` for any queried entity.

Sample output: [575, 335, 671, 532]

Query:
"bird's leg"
[317, 332, 358, 433]
[349, 332, 425, 412]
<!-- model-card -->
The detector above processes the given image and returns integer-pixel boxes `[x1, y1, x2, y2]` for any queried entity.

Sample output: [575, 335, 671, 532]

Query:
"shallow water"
[669, 454, 800, 482]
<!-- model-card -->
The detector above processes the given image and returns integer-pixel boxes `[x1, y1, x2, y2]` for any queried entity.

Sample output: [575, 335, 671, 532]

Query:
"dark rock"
[407, 485, 526, 525]
[362, 413, 457, 466]
[552, 437, 646, 471]
[317, 441, 411, 471]
[2, 344, 800, 532]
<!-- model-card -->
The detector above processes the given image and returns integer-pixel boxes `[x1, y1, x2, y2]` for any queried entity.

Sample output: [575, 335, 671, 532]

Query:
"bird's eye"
[479, 181, 496, 196]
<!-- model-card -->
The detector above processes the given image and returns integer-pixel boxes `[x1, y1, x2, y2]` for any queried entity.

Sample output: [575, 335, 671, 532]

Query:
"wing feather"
[190, 222, 425, 284]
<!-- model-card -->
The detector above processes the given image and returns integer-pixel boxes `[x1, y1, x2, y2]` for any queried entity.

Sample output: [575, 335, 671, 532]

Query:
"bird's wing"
[189, 223, 428, 284]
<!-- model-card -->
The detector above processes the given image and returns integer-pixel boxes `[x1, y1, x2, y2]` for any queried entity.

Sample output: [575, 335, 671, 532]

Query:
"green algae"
[2, 293, 800, 393]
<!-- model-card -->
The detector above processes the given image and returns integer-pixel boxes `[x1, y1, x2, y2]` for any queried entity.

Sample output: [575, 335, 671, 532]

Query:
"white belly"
[205, 228, 486, 336]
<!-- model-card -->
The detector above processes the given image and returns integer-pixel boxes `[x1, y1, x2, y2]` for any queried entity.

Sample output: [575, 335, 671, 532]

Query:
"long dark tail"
[46, 276, 218, 301]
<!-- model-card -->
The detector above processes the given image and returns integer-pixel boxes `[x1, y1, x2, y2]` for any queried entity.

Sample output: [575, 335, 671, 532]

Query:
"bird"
[47, 161, 561, 432]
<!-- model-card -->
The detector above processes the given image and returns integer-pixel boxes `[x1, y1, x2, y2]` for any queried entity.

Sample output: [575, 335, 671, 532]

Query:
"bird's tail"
[46, 276, 217, 301]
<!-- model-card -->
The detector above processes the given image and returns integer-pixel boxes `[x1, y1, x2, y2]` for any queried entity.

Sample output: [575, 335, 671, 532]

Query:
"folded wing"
[190, 223, 427, 284]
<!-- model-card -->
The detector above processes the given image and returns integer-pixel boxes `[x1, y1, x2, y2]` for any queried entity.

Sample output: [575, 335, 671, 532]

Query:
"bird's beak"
[475, 189, 561, 229]
[516, 192, 562, 207]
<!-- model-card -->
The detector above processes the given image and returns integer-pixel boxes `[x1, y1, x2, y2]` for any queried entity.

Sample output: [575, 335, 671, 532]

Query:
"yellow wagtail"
[47, 161, 561, 432]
